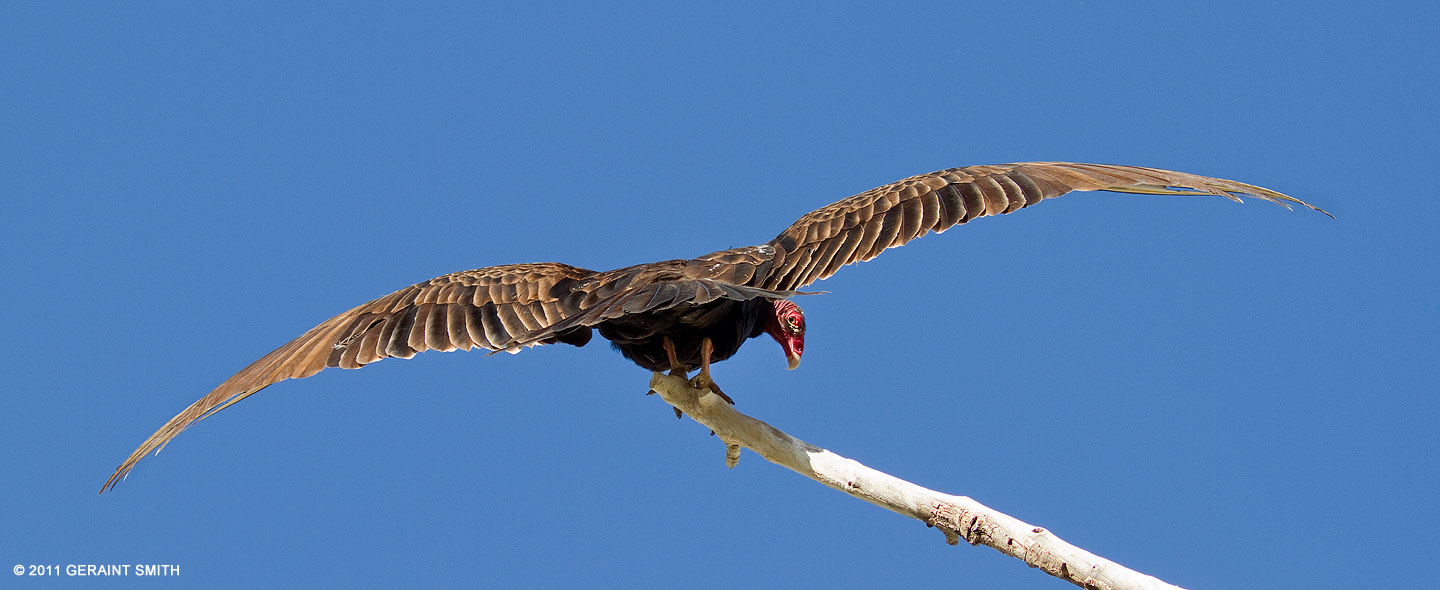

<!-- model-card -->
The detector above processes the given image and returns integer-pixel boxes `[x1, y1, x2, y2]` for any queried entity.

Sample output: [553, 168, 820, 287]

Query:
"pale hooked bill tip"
[786, 354, 802, 370]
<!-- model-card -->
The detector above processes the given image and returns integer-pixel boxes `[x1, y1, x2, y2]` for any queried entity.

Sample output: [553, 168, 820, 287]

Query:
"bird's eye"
[787, 315, 804, 333]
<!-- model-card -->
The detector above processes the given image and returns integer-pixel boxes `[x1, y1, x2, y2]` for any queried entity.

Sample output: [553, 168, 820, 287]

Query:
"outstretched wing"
[758, 162, 1328, 291]
[102, 262, 598, 492]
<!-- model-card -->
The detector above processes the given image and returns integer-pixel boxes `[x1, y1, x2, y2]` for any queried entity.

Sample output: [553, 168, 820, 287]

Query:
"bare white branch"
[649, 373, 1186, 590]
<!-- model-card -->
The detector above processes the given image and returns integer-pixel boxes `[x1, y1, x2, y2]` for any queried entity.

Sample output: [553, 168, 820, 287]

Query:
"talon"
[689, 374, 735, 405]
[673, 407, 683, 419]
[689, 337, 736, 405]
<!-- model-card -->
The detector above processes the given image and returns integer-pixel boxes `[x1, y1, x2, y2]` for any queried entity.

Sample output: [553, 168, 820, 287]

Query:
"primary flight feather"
[102, 162, 1327, 492]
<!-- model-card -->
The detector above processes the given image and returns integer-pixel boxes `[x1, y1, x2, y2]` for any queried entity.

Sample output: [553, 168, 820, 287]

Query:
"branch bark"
[649, 373, 1186, 590]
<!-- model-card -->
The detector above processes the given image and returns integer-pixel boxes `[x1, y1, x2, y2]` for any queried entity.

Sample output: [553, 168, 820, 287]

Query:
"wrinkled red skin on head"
[763, 299, 806, 369]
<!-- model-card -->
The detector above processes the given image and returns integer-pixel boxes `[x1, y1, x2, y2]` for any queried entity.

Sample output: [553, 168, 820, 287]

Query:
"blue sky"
[3, 2, 1436, 588]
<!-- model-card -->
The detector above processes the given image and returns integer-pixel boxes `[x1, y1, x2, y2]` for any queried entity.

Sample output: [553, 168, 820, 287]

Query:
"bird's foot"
[688, 371, 735, 405]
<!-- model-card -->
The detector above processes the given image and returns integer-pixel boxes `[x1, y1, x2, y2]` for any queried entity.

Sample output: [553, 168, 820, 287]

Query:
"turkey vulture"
[101, 162, 1326, 492]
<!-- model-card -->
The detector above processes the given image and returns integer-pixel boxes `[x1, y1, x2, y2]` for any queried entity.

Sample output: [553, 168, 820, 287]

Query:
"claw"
[689, 337, 737, 405]
[688, 372, 735, 405]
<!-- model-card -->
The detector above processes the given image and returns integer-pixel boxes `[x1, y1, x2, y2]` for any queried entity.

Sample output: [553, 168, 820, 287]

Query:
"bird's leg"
[663, 336, 687, 418]
[688, 337, 735, 405]
[663, 335, 687, 378]
[646, 337, 686, 391]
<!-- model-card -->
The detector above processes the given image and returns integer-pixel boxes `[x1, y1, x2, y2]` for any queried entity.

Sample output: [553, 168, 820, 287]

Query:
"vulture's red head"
[764, 299, 806, 370]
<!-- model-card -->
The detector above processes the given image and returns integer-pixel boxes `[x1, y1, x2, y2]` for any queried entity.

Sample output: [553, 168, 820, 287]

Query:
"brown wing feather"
[102, 262, 597, 492]
[759, 162, 1329, 291]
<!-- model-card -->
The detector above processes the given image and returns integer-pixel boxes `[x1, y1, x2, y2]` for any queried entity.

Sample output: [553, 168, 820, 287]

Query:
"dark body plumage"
[601, 296, 769, 372]
[103, 162, 1328, 492]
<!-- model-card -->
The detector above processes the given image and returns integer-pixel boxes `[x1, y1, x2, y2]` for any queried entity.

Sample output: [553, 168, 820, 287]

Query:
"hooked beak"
[781, 335, 803, 370]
